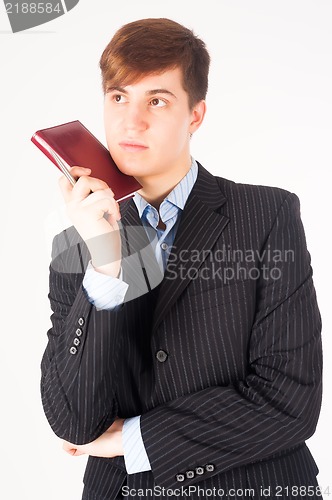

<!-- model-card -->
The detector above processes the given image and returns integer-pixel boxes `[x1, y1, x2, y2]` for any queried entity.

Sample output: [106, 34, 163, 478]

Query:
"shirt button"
[195, 467, 204, 475]
[69, 346, 77, 355]
[78, 317, 85, 326]
[73, 338, 80, 346]
[76, 328, 83, 337]
[205, 464, 215, 473]
[161, 242, 168, 251]
[156, 349, 168, 362]
[186, 470, 195, 479]
[175, 473, 185, 482]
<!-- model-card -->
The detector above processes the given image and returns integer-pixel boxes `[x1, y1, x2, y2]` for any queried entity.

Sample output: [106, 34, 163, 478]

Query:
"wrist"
[86, 231, 121, 275]
[111, 418, 124, 456]
[92, 260, 121, 278]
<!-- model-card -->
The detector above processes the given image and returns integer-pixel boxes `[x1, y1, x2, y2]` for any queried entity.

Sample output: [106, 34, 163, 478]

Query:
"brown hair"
[99, 18, 210, 109]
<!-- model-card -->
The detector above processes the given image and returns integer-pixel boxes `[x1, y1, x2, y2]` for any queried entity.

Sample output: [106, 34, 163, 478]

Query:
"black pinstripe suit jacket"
[41, 163, 322, 499]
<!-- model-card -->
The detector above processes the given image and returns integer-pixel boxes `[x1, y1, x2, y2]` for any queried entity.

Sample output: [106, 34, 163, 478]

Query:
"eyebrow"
[106, 86, 177, 99]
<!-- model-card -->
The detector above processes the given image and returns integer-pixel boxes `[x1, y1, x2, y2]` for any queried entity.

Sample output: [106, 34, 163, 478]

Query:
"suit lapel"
[119, 198, 164, 298]
[151, 165, 229, 333]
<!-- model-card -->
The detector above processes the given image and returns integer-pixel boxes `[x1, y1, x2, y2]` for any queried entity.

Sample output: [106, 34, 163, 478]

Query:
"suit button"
[78, 317, 85, 326]
[69, 346, 77, 355]
[205, 464, 215, 473]
[186, 470, 195, 479]
[195, 467, 204, 475]
[76, 328, 83, 336]
[175, 473, 185, 482]
[156, 350, 168, 362]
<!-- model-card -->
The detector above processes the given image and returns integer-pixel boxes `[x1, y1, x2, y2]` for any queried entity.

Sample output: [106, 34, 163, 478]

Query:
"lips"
[119, 141, 148, 152]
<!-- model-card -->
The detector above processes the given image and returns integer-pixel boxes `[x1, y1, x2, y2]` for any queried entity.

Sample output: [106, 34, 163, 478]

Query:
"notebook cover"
[31, 120, 142, 202]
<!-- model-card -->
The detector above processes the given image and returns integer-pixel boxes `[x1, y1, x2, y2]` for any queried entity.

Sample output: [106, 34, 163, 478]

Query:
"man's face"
[103, 67, 204, 182]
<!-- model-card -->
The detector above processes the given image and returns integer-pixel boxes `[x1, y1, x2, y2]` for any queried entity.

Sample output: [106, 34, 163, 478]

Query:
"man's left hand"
[62, 417, 124, 457]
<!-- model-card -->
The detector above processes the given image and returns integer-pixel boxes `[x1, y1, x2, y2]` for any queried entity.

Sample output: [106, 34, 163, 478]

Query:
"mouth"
[119, 141, 148, 152]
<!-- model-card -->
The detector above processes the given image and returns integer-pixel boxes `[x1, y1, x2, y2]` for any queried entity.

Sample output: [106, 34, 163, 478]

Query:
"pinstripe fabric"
[41, 163, 322, 499]
[122, 159, 197, 473]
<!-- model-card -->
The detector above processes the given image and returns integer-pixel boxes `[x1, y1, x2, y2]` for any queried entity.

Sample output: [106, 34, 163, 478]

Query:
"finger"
[82, 197, 121, 224]
[80, 190, 120, 218]
[69, 166, 92, 179]
[72, 448, 86, 456]
[59, 166, 108, 201]
[62, 440, 77, 455]
[71, 176, 113, 202]
[79, 188, 115, 205]
[59, 166, 94, 203]
[105, 213, 121, 230]
[63, 440, 86, 456]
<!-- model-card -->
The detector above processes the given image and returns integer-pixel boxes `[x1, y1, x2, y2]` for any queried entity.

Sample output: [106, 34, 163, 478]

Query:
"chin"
[114, 159, 144, 178]
[109, 147, 151, 178]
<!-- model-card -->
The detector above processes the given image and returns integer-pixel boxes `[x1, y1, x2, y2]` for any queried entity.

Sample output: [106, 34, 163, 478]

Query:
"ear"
[189, 100, 206, 134]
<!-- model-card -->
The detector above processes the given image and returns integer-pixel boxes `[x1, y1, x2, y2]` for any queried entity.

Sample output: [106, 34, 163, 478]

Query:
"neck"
[136, 158, 192, 210]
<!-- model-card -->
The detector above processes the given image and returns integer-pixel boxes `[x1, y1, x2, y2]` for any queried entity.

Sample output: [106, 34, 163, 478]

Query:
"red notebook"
[31, 120, 142, 202]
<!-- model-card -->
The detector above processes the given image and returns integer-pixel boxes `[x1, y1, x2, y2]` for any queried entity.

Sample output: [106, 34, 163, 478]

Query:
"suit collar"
[120, 162, 227, 221]
[189, 161, 227, 210]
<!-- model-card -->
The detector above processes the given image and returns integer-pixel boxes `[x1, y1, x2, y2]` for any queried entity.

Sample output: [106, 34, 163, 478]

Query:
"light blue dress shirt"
[83, 158, 198, 474]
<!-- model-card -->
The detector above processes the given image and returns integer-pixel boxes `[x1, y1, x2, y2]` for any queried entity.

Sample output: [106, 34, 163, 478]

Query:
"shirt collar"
[133, 158, 198, 218]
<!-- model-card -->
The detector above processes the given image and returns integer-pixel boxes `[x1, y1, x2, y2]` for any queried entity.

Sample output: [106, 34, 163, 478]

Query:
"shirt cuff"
[122, 416, 151, 474]
[83, 261, 129, 310]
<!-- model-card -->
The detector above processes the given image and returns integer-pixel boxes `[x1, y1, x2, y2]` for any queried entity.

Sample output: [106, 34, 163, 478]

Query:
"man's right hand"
[59, 166, 122, 277]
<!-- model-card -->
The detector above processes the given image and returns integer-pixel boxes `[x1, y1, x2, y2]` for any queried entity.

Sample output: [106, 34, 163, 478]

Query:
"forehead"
[110, 67, 186, 94]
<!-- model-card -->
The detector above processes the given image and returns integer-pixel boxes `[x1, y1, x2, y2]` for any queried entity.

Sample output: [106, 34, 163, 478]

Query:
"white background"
[0, 1, 331, 499]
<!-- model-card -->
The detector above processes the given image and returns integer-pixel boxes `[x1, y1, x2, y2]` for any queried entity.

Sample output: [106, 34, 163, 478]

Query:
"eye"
[112, 94, 127, 103]
[150, 98, 167, 107]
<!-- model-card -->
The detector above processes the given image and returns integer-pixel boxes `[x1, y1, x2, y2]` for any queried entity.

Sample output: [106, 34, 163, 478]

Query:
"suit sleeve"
[40, 232, 125, 444]
[140, 192, 323, 489]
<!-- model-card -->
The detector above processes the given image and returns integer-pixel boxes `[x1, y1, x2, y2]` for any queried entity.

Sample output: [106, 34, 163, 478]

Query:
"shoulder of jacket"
[214, 174, 297, 208]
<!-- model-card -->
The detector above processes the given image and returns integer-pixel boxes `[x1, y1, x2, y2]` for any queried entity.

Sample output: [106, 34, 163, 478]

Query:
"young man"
[41, 18, 323, 500]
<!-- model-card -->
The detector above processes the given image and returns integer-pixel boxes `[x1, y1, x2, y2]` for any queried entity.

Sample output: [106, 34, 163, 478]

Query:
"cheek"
[104, 105, 120, 132]
[104, 120, 120, 146]
[157, 115, 188, 141]
[166, 118, 190, 146]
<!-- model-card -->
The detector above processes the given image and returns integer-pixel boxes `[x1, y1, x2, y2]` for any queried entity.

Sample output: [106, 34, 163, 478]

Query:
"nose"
[123, 103, 149, 133]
